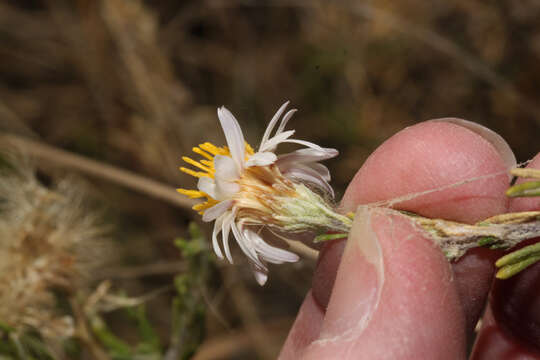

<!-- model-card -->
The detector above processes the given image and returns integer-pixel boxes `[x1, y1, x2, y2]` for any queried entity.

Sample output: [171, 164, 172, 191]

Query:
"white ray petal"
[214, 155, 240, 181]
[215, 178, 240, 199]
[277, 148, 338, 168]
[212, 215, 225, 259]
[275, 109, 297, 136]
[251, 264, 268, 286]
[259, 101, 289, 151]
[221, 211, 235, 263]
[244, 229, 299, 264]
[280, 138, 324, 151]
[306, 163, 331, 181]
[279, 156, 333, 181]
[217, 107, 245, 171]
[284, 166, 334, 198]
[202, 199, 233, 222]
[197, 177, 217, 198]
[213, 155, 241, 199]
[260, 130, 295, 152]
[230, 221, 262, 266]
[322, 147, 339, 157]
[245, 151, 277, 167]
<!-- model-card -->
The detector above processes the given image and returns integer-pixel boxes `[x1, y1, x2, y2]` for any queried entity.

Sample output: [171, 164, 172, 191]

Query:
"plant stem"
[0, 133, 196, 210]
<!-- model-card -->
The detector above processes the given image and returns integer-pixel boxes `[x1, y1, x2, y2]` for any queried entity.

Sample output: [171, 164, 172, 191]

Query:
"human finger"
[281, 120, 513, 359]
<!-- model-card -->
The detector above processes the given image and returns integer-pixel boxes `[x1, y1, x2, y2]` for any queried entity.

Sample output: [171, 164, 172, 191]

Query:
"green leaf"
[168, 222, 212, 360]
[495, 242, 540, 279]
[0, 321, 14, 333]
[133, 306, 160, 352]
[506, 181, 540, 197]
[496, 255, 540, 279]
[18, 335, 53, 360]
[495, 242, 540, 267]
[90, 316, 131, 358]
[314, 233, 348, 243]
[477, 236, 498, 246]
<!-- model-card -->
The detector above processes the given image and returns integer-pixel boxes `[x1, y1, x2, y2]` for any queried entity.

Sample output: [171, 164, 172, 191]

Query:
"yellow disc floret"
[177, 142, 255, 214]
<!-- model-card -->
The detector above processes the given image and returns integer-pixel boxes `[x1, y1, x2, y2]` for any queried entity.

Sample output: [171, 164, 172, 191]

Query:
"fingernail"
[431, 118, 516, 170]
[317, 206, 384, 340]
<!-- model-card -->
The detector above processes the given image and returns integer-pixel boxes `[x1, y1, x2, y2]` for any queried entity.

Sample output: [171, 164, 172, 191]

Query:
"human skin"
[471, 154, 540, 359]
[279, 120, 540, 359]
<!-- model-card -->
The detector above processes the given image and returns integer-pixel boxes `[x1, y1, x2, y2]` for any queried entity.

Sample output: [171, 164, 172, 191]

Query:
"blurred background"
[0, 0, 539, 359]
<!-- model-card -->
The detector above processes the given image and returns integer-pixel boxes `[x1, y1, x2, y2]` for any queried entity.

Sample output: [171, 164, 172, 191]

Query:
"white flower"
[178, 101, 339, 285]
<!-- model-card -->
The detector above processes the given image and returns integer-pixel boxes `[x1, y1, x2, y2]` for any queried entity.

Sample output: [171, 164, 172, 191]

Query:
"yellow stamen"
[177, 189, 206, 198]
[192, 147, 213, 160]
[179, 167, 210, 178]
[245, 142, 255, 155]
[193, 199, 219, 211]
[178, 141, 258, 215]
[182, 156, 211, 172]
[200, 142, 229, 156]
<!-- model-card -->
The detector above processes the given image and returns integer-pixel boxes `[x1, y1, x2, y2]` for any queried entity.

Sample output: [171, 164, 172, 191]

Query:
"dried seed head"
[0, 159, 109, 340]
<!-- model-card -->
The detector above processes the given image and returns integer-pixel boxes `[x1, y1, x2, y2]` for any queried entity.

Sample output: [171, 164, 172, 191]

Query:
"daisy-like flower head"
[178, 101, 341, 285]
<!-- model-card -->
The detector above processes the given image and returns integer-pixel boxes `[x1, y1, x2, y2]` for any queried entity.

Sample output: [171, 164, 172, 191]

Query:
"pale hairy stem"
[510, 168, 540, 179]
[404, 210, 540, 259]
[314, 208, 540, 279]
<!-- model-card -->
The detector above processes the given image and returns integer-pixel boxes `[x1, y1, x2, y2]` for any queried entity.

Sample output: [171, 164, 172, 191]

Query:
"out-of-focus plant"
[0, 153, 109, 358]
[166, 222, 214, 360]
[85, 302, 163, 360]
[79, 222, 214, 360]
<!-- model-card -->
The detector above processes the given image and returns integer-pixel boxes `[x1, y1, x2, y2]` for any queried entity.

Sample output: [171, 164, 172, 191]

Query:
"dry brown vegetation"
[0, 0, 539, 358]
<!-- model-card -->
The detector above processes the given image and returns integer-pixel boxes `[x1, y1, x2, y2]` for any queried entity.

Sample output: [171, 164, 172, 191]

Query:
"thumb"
[302, 206, 467, 359]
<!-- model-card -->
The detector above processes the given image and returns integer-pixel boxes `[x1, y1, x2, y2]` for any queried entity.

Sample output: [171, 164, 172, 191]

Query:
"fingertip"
[303, 120, 515, 358]
[429, 118, 516, 170]
[312, 238, 346, 310]
[451, 247, 504, 343]
[304, 209, 466, 358]
[315, 119, 514, 356]
[316, 207, 384, 341]
[342, 120, 511, 222]
[279, 291, 324, 359]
